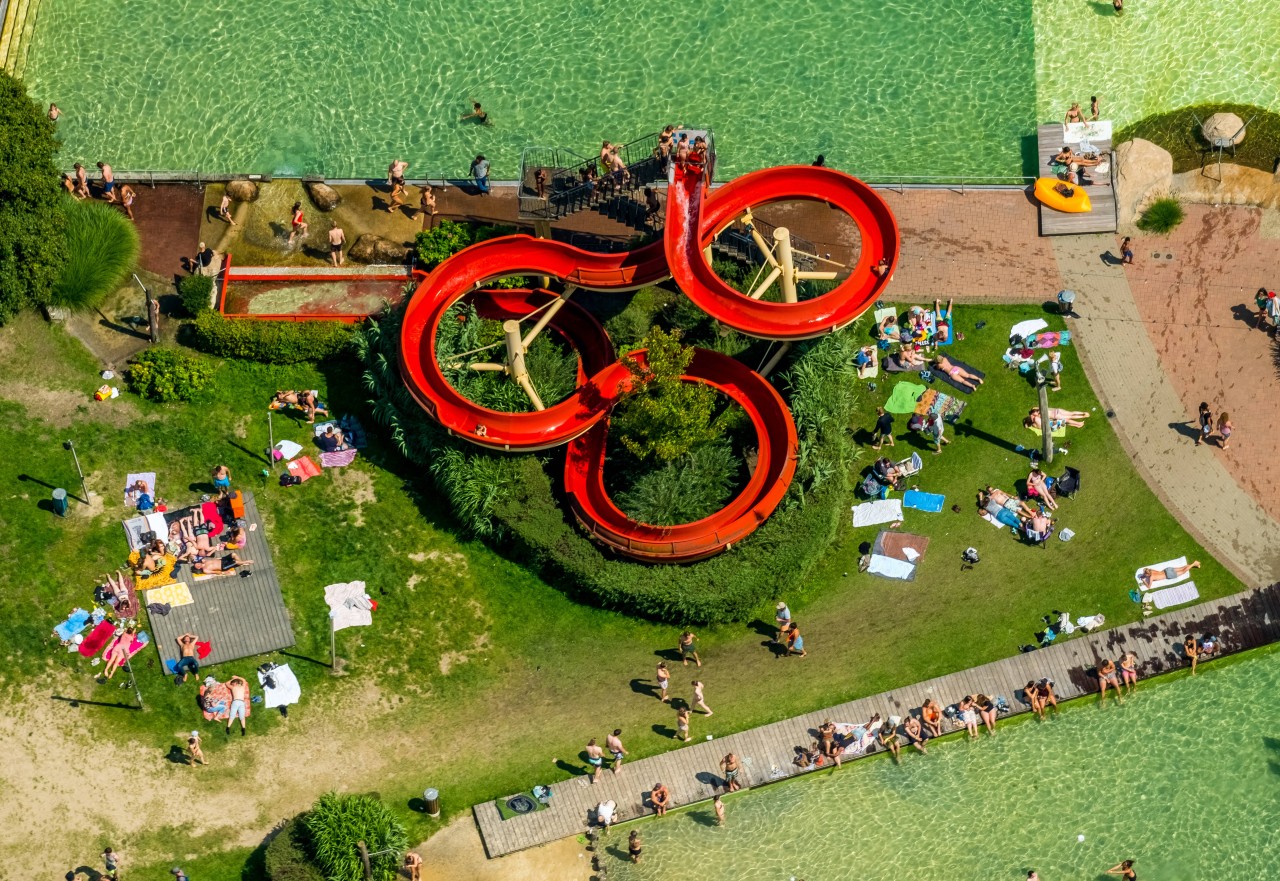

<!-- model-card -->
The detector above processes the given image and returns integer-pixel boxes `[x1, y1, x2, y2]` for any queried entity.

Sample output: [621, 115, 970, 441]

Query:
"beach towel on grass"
[79, 620, 116, 657]
[873, 306, 897, 329]
[258, 663, 301, 708]
[287, 456, 322, 482]
[54, 608, 92, 641]
[914, 388, 967, 424]
[198, 681, 252, 722]
[903, 491, 945, 513]
[868, 554, 915, 580]
[885, 382, 927, 414]
[1026, 423, 1067, 439]
[127, 551, 178, 590]
[884, 356, 925, 374]
[932, 358, 984, 395]
[1011, 319, 1048, 341]
[273, 439, 304, 462]
[874, 530, 930, 565]
[979, 510, 1011, 530]
[124, 472, 157, 508]
[320, 448, 358, 468]
[1147, 581, 1199, 610]
[103, 630, 150, 660]
[852, 499, 903, 528]
[123, 512, 169, 551]
[1134, 557, 1189, 590]
[147, 581, 195, 609]
[1027, 330, 1071, 348]
[326, 581, 374, 631]
[927, 309, 955, 346]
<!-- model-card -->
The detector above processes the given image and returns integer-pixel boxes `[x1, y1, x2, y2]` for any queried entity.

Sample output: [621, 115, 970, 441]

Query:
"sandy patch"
[0, 382, 142, 429]
[331, 468, 377, 526]
[408, 550, 469, 573]
[419, 813, 592, 881]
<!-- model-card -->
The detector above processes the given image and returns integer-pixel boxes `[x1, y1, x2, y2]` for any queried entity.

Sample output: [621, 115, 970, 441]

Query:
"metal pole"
[1037, 382, 1054, 465]
[330, 612, 337, 670]
[134, 274, 158, 344]
[267, 411, 276, 472]
[124, 656, 144, 710]
[65, 440, 90, 504]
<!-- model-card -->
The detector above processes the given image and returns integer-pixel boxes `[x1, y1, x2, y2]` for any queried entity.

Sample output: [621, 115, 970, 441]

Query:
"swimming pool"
[606, 648, 1280, 881]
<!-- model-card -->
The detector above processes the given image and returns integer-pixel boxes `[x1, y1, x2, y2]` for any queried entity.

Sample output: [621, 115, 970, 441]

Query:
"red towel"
[196, 641, 212, 659]
[79, 620, 116, 657]
[287, 456, 322, 482]
[201, 501, 225, 536]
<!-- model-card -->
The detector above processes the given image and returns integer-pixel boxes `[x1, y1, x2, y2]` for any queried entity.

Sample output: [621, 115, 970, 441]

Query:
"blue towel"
[55, 608, 91, 641]
[903, 491, 945, 513]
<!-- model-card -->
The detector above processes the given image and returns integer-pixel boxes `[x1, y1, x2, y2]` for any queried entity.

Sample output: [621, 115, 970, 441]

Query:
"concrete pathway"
[1051, 234, 1280, 586]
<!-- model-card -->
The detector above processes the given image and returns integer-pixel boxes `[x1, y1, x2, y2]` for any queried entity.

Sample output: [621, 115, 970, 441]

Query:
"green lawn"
[0, 302, 1239, 878]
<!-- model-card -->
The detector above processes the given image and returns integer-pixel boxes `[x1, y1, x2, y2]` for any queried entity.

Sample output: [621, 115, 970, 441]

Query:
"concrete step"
[12, 0, 42, 78]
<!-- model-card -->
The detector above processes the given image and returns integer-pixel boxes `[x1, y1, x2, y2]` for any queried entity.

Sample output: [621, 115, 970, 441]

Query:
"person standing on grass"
[102, 847, 120, 880]
[1047, 351, 1063, 390]
[606, 729, 628, 774]
[187, 730, 205, 766]
[404, 851, 422, 881]
[713, 794, 726, 826]
[925, 411, 950, 454]
[1195, 401, 1213, 447]
[655, 661, 670, 702]
[97, 161, 117, 202]
[287, 202, 308, 246]
[1216, 411, 1232, 450]
[720, 753, 742, 792]
[218, 191, 236, 226]
[674, 706, 691, 742]
[211, 464, 231, 498]
[328, 225, 346, 267]
[1120, 236, 1134, 265]
[871, 406, 894, 450]
[678, 630, 701, 667]
[585, 737, 604, 783]
[227, 675, 250, 735]
[692, 680, 713, 716]
[787, 622, 807, 657]
[774, 601, 792, 641]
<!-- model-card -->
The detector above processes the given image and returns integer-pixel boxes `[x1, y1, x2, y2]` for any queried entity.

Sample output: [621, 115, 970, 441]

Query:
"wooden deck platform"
[475, 583, 1280, 858]
[145, 491, 295, 670]
[1035, 123, 1118, 236]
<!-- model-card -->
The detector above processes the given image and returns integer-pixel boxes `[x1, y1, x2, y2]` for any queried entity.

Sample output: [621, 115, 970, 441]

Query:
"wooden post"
[356, 841, 372, 881]
[1037, 382, 1054, 465]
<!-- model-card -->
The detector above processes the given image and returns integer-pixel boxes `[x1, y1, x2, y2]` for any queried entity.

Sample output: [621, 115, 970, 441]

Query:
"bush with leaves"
[613, 327, 719, 462]
[177, 274, 215, 316]
[49, 198, 140, 313]
[263, 815, 325, 881]
[778, 330, 863, 501]
[0, 72, 68, 322]
[614, 440, 738, 525]
[1136, 195, 1185, 235]
[192, 310, 357, 363]
[305, 793, 406, 881]
[127, 347, 215, 402]
[414, 220, 525, 285]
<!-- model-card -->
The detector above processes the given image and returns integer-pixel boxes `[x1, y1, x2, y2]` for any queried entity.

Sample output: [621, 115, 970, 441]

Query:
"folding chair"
[894, 452, 924, 480]
[1021, 519, 1054, 549]
[1054, 466, 1081, 500]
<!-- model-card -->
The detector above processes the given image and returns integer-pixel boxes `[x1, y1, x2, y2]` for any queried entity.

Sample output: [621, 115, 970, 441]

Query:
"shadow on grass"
[18, 473, 87, 504]
[952, 419, 1024, 454]
[629, 677, 659, 699]
[279, 649, 331, 668]
[51, 694, 141, 711]
[555, 758, 589, 777]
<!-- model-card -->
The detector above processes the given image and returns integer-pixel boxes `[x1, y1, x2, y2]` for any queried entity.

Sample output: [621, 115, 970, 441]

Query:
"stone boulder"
[1201, 112, 1246, 146]
[225, 179, 259, 202]
[348, 234, 408, 265]
[1114, 138, 1173, 227]
[305, 181, 341, 211]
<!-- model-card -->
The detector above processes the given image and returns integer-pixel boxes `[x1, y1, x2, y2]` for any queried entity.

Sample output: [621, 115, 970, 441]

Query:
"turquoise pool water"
[608, 649, 1280, 881]
[21, 0, 1035, 180]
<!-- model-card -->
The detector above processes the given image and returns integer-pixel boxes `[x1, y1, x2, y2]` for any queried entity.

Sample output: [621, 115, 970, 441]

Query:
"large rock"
[306, 181, 341, 211]
[1202, 112, 1246, 146]
[225, 179, 259, 202]
[348, 234, 408, 264]
[1115, 138, 1173, 227]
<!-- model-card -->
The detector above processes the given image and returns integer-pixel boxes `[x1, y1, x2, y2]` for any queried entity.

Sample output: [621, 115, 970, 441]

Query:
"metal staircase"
[518, 132, 667, 222]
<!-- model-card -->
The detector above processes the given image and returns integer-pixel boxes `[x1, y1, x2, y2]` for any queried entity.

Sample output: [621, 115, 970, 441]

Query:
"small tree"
[414, 220, 474, 269]
[0, 71, 68, 322]
[613, 327, 719, 463]
[305, 792, 407, 881]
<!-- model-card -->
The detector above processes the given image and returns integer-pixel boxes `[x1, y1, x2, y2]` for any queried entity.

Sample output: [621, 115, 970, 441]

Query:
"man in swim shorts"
[328, 225, 346, 267]
[227, 674, 249, 735]
[1137, 560, 1200, 589]
[606, 729, 627, 774]
[97, 161, 116, 202]
[585, 738, 604, 783]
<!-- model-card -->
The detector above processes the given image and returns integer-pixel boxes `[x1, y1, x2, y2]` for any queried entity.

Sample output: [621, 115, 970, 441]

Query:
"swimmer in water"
[461, 102, 490, 124]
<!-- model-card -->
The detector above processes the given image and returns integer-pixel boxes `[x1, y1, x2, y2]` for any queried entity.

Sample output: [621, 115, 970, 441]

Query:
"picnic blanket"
[914, 388, 967, 424]
[874, 530, 930, 563]
[1011, 319, 1048, 341]
[127, 551, 178, 590]
[124, 472, 157, 508]
[867, 555, 915, 580]
[55, 608, 92, 641]
[287, 456, 322, 482]
[103, 629, 150, 660]
[258, 663, 301, 708]
[1026, 423, 1067, 439]
[903, 491, 945, 513]
[1026, 330, 1071, 348]
[146, 581, 195, 609]
[79, 620, 116, 657]
[320, 448, 358, 468]
[123, 512, 169, 551]
[884, 355, 925, 374]
[199, 681, 252, 723]
[1134, 557, 1189, 590]
[326, 581, 374, 631]
[1148, 581, 1200, 610]
[885, 382, 927, 413]
[932, 358, 984, 395]
[851, 499, 903, 528]
[273, 439, 304, 461]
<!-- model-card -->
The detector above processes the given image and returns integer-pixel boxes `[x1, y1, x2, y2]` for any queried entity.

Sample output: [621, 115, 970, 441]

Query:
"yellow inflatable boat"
[1034, 177, 1092, 213]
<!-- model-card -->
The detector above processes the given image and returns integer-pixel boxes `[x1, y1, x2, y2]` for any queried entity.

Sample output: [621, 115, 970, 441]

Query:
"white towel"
[978, 510, 1008, 530]
[1010, 319, 1048, 341]
[124, 472, 157, 507]
[867, 554, 915, 580]
[325, 581, 373, 631]
[274, 440, 303, 461]
[851, 499, 903, 528]
[258, 663, 301, 708]
[1134, 557, 1188, 590]
[123, 512, 170, 550]
[1147, 581, 1199, 610]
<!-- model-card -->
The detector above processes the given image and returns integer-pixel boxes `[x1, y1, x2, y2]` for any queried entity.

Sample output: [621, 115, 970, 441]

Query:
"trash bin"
[52, 488, 68, 517]
[423, 788, 440, 818]
[1057, 289, 1076, 315]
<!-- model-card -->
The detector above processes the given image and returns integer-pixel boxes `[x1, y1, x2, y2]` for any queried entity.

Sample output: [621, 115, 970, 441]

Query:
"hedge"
[127, 347, 215, 402]
[264, 815, 325, 881]
[193, 310, 357, 363]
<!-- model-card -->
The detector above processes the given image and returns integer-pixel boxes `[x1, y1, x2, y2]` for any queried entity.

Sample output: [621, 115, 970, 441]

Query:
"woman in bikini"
[1106, 859, 1137, 880]
[1026, 468, 1058, 511]
[103, 626, 138, 679]
[1026, 407, 1091, 430]
[1038, 678, 1059, 714]
[1119, 651, 1139, 695]
[1097, 658, 1124, 704]
[931, 355, 983, 391]
[974, 694, 999, 735]
[1184, 635, 1201, 675]
[120, 184, 136, 221]
[1064, 102, 1085, 125]
[1025, 680, 1046, 721]
[957, 695, 979, 737]
[1215, 411, 1233, 449]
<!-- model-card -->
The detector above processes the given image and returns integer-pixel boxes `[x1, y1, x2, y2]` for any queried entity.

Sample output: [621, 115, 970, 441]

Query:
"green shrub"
[0, 72, 67, 323]
[264, 815, 325, 881]
[779, 330, 863, 500]
[127, 347, 215, 402]
[305, 792, 406, 881]
[415, 219, 474, 269]
[177, 273, 215, 316]
[48, 197, 139, 313]
[613, 327, 718, 462]
[614, 440, 737, 525]
[1136, 195, 1185, 235]
[192, 310, 356, 363]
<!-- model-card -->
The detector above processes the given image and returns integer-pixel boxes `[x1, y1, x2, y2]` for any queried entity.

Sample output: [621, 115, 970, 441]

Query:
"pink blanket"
[320, 448, 358, 468]
[79, 621, 116, 657]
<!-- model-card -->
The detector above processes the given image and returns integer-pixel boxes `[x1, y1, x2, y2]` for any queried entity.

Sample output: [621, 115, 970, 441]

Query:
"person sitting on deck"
[650, 782, 671, 816]
[1053, 146, 1101, 168]
[192, 551, 253, 577]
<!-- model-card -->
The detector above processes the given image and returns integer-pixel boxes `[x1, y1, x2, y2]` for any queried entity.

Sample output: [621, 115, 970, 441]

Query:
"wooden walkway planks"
[475, 584, 1280, 858]
[145, 491, 295, 670]
[1035, 123, 1118, 236]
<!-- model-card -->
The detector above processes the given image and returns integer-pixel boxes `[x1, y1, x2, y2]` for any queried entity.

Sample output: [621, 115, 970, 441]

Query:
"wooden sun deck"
[475, 583, 1280, 858]
[1036, 123, 1118, 236]
[145, 491, 295, 670]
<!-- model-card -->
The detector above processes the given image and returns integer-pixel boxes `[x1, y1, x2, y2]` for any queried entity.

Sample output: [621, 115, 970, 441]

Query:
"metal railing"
[858, 173, 1037, 194]
[712, 214, 819, 272]
[517, 132, 667, 221]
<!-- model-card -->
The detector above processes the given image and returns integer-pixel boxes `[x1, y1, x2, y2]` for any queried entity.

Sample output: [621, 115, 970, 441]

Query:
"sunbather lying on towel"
[103, 625, 139, 679]
[1138, 560, 1201, 589]
[1024, 407, 1090, 430]
[175, 511, 222, 561]
[273, 389, 329, 423]
[134, 542, 168, 577]
[888, 344, 926, 371]
[977, 487, 1035, 527]
[934, 298, 953, 343]
[193, 551, 253, 577]
[100, 569, 131, 607]
[878, 313, 899, 341]
[932, 355, 983, 391]
[131, 478, 155, 513]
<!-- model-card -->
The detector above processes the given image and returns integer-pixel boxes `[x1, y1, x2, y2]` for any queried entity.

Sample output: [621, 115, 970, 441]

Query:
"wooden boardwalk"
[1035, 123, 1118, 236]
[474, 583, 1280, 858]
[146, 491, 295, 670]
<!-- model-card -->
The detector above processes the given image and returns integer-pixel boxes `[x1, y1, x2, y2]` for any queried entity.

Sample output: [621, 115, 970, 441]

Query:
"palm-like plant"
[305, 792, 407, 881]
[49, 198, 139, 312]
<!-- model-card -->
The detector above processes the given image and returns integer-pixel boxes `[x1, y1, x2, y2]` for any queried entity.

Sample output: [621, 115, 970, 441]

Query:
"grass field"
[0, 300, 1239, 878]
